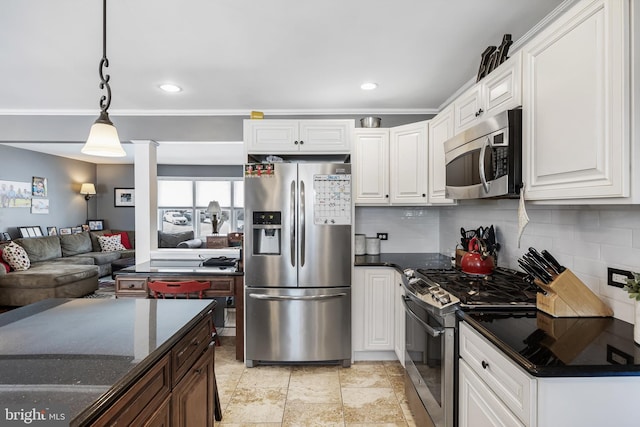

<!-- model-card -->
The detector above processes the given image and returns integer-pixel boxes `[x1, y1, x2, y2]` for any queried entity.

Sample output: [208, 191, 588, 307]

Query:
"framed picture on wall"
[88, 220, 104, 231]
[114, 188, 135, 207]
[59, 227, 72, 235]
[47, 227, 58, 236]
[72, 226, 82, 234]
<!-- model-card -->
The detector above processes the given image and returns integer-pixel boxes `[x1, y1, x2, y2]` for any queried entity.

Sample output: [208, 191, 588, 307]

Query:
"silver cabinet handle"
[402, 296, 444, 337]
[300, 179, 305, 267]
[479, 136, 490, 194]
[290, 180, 296, 267]
[249, 293, 347, 301]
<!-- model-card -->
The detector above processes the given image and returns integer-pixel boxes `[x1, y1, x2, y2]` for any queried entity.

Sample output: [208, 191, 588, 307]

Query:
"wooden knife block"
[535, 269, 613, 317]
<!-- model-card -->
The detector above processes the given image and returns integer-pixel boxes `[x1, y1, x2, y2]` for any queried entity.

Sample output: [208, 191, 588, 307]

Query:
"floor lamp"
[80, 183, 97, 222]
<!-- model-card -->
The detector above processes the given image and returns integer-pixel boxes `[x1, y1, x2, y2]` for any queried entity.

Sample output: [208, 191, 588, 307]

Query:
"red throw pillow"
[105, 232, 132, 250]
[0, 248, 12, 273]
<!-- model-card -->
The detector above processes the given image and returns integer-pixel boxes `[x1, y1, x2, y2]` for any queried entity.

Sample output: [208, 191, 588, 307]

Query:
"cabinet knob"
[481, 360, 489, 369]
[294, 140, 299, 145]
[422, 193, 426, 197]
[299, 140, 304, 145]
[385, 194, 389, 198]
[128, 284, 135, 288]
[475, 108, 484, 117]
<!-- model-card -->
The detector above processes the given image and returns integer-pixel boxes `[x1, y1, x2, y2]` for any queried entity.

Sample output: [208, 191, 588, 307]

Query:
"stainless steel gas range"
[402, 267, 537, 427]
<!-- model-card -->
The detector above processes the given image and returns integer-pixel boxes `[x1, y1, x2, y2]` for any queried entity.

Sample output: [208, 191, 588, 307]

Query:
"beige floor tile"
[383, 361, 405, 377]
[223, 387, 288, 424]
[219, 423, 283, 427]
[236, 365, 292, 389]
[287, 376, 342, 404]
[282, 402, 344, 426]
[339, 363, 391, 388]
[345, 423, 408, 427]
[342, 387, 405, 424]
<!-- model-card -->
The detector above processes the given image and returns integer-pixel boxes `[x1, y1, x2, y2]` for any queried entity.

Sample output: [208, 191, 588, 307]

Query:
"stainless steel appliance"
[402, 267, 536, 427]
[444, 108, 522, 199]
[244, 162, 352, 367]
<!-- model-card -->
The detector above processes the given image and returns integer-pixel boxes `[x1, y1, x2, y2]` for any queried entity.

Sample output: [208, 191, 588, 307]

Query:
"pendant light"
[81, 0, 126, 157]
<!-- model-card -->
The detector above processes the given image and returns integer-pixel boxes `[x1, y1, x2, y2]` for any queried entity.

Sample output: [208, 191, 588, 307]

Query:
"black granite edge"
[457, 311, 640, 378]
[72, 300, 216, 427]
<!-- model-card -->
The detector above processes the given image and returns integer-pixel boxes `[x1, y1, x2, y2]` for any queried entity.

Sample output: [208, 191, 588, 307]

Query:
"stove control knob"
[404, 269, 415, 278]
[439, 294, 451, 304]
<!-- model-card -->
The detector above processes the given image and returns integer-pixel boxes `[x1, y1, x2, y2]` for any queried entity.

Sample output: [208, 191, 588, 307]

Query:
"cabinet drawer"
[172, 316, 213, 386]
[93, 353, 171, 426]
[204, 277, 234, 297]
[459, 322, 536, 426]
[116, 278, 147, 293]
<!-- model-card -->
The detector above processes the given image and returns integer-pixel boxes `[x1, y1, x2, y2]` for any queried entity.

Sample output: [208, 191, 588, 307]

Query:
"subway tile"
[574, 227, 632, 246]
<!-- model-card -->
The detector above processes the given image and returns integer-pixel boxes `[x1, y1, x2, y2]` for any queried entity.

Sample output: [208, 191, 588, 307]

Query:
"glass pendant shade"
[81, 111, 126, 157]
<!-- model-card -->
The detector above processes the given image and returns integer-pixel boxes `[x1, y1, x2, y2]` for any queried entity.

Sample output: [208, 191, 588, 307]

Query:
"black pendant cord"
[98, 0, 111, 113]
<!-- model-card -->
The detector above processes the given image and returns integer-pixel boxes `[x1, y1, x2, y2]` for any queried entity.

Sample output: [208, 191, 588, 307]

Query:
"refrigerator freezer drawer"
[245, 287, 351, 366]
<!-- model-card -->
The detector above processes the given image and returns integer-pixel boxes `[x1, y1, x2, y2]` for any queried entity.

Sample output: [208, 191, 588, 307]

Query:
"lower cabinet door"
[144, 396, 171, 427]
[459, 359, 524, 427]
[172, 347, 215, 427]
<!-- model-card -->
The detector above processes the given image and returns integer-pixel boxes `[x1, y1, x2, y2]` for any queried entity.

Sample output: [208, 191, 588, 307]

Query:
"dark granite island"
[0, 298, 217, 426]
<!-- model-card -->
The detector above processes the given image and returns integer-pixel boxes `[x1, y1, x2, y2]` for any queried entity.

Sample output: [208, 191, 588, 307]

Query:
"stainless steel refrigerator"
[244, 162, 352, 367]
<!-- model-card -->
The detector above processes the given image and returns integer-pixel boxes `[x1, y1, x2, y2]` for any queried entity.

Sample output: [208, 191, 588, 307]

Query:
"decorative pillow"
[98, 234, 126, 252]
[0, 248, 11, 273]
[105, 232, 132, 250]
[2, 242, 31, 271]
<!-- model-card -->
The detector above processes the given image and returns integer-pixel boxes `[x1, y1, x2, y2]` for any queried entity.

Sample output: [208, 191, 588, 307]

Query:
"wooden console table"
[114, 261, 244, 362]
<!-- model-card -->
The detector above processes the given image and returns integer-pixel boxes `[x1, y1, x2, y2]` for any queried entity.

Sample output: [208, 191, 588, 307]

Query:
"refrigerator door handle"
[300, 179, 306, 267]
[248, 292, 347, 301]
[290, 180, 296, 267]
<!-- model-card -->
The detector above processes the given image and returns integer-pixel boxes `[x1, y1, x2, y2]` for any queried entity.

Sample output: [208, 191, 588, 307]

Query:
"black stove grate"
[415, 267, 537, 307]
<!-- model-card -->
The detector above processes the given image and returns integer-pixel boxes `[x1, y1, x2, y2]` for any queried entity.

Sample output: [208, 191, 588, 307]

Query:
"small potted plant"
[624, 272, 640, 344]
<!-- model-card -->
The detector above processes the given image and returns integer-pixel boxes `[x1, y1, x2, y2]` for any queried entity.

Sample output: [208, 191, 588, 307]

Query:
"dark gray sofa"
[0, 231, 134, 306]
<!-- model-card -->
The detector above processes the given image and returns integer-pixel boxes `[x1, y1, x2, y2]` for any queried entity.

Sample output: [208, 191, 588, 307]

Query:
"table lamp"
[207, 201, 222, 234]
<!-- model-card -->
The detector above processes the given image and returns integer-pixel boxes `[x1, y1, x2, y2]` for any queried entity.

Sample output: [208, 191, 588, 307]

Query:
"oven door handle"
[402, 296, 445, 337]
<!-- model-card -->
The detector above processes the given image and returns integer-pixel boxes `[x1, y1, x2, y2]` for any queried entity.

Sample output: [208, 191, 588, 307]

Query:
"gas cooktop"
[414, 267, 538, 309]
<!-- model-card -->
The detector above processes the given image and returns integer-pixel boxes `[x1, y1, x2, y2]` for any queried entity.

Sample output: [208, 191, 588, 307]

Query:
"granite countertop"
[354, 252, 452, 273]
[0, 298, 214, 425]
[459, 310, 640, 377]
[118, 259, 243, 276]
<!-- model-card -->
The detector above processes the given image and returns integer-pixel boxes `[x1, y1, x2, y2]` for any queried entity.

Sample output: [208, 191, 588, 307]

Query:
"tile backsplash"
[356, 202, 640, 323]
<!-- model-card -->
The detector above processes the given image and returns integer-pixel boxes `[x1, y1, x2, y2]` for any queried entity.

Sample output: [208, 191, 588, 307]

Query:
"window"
[158, 178, 244, 238]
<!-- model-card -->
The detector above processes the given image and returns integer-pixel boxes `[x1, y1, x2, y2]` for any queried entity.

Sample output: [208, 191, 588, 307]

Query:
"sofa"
[0, 230, 134, 306]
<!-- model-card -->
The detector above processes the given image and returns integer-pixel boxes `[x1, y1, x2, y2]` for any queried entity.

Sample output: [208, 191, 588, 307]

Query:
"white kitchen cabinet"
[353, 129, 389, 204]
[459, 322, 536, 426]
[453, 51, 522, 134]
[352, 267, 397, 361]
[244, 119, 353, 154]
[389, 121, 429, 205]
[353, 121, 429, 205]
[521, 0, 629, 200]
[459, 359, 525, 427]
[427, 106, 456, 204]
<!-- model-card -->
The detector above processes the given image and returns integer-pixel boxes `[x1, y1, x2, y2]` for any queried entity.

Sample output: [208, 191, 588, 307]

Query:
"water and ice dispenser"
[252, 211, 281, 255]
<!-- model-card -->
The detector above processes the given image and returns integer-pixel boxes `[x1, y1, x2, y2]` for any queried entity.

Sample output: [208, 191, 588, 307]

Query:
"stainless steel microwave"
[444, 108, 522, 199]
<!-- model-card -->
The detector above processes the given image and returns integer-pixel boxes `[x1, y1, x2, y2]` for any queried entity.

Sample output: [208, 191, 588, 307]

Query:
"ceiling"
[0, 0, 567, 164]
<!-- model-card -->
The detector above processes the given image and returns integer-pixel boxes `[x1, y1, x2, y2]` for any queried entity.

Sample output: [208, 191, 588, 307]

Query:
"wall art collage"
[0, 177, 49, 214]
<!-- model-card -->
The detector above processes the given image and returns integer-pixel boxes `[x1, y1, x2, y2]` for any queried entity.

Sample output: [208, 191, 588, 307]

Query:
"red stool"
[148, 280, 221, 346]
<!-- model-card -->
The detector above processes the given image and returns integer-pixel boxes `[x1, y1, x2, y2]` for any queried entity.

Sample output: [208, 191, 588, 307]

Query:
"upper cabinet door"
[298, 120, 352, 153]
[244, 120, 300, 153]
[389, 121, 428, 205]
[353, 129, 390, 205]
[428, 107, 456, 204]
[483, 50, 522, 118]
[522, 0, 629, 200]
[454, 85, 483, 134]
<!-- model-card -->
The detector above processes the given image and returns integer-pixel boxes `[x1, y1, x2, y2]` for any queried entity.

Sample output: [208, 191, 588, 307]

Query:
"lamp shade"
[81, 112, 126, 157]
[80, 183, 97, 195]
[207, 201, 221, 215]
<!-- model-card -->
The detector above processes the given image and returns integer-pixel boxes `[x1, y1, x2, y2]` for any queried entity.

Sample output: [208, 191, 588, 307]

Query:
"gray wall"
[0, 144, 96, 238]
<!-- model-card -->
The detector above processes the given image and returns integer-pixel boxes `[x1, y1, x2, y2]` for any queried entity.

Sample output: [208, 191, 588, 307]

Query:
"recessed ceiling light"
[360, 82, 378, 91]
[159, 84, 182, 93]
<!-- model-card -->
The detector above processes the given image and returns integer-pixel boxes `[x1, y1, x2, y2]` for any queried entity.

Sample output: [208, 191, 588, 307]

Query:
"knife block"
[535, 269, 613, 317]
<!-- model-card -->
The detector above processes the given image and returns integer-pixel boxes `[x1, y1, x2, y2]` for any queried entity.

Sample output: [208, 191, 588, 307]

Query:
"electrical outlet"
[607, 267, 633, 288]
[376, 233, 388, 241]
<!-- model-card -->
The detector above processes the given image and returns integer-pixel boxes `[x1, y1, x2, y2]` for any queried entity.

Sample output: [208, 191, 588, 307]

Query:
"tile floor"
[214, 336, 417, 426]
